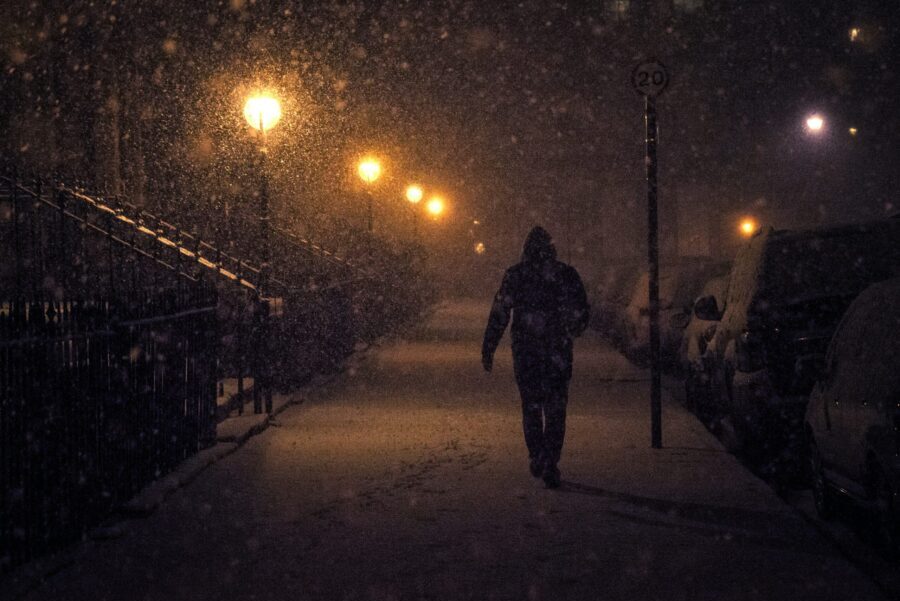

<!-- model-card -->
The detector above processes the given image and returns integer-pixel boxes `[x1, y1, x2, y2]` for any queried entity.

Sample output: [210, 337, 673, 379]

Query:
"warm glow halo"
[243, 95, 282, 132]
[426, 196, 445, 217]
[475, 241, 486, 254]
[358, 158, 382, 184]
[406, 184, 424, 203]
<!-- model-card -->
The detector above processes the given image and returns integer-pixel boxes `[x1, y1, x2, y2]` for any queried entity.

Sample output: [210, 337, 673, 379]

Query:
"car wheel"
[871, 468, 899, 558]
[684, 370, 698, 412]
[809, 440, 833, 520]
[687, 371, 716, 425]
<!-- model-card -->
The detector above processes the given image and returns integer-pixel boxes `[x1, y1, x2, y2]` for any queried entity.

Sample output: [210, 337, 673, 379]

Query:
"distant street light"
[739, 217, 758, 238]
[405, 184, 423, 204]
[426, 196, 446, 218]
[848, 127, 858, 137]
[406, 184, 424, 240]
[849, 27, 860, 42]
[357, 157, 382, 232]
[805, 114, 825, 134]
[474, 241, 486, 255]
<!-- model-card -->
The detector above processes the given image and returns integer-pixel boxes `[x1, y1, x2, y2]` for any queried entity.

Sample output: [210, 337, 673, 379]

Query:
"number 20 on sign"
[631, 60, 669, 98]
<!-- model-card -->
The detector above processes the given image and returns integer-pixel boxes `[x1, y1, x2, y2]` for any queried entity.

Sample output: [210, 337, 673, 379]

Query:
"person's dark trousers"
[516, 370, 570, 468]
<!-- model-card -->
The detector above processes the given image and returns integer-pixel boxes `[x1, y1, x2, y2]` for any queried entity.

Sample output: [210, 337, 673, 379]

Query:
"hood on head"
[522, 226, 557, 263]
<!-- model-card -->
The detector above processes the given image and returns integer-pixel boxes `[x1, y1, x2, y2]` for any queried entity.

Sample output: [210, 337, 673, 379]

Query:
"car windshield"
[760, 224, 900, 305]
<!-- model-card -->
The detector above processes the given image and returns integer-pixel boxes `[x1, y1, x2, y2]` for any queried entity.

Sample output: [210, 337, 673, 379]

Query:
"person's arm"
[482, 271, 514, 372]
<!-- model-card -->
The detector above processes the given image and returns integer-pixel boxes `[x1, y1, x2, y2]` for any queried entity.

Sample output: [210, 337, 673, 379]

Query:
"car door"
[851, 288, 900, 484]
[813, 316, 851, 471]
[824, 304, 867, 481]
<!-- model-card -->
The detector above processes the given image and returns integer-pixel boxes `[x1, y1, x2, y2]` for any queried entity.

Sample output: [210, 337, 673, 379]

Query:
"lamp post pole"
[258, 114, 270, 291]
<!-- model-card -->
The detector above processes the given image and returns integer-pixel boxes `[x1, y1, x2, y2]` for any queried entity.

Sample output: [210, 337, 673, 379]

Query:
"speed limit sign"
[631, 60, 669, 97]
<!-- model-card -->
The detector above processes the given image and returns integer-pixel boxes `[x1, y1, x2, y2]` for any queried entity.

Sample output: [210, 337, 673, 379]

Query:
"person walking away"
[481, 226, 590, 489]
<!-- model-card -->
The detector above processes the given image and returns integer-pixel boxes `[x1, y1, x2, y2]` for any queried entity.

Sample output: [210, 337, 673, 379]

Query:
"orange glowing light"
[739, 218, 758, 237]
[243, 95, 282, 132]
[357, 158, 382, 184]
[406, 184, 423, 204]
[426, 196, 446, 217]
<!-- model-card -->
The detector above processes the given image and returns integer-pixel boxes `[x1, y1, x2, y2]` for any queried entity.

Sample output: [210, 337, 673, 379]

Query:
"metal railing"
[1, 164, 432, 572]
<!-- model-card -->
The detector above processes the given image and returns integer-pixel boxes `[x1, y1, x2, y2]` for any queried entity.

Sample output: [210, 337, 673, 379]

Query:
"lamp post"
[405, 184, 423, 239]
[243, 93, 281, 415]
[358, 157, 382, 233]
[243, 94, 282, 285]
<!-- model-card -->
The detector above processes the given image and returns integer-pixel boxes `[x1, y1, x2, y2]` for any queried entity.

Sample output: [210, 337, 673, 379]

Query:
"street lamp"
[244, 95, 282, 134]
[405, 184, 423, 204]
[426, 196, 446, 218]
[739, 217, 758, 238]
[474, 241, 486, 255]
[805, 114, 825, 134]
[406, 184, 424, 239]
[243, 93, 282, 280]
[357, 157, 382, 232]
[242, 92, 281, 416]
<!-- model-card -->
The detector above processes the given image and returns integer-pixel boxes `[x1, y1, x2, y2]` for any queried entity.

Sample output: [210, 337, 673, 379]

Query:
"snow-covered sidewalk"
[10, 299, 887, 601]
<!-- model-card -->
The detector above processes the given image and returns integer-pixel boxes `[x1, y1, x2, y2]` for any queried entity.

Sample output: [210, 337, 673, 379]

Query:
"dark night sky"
[1, 0, 898, 272]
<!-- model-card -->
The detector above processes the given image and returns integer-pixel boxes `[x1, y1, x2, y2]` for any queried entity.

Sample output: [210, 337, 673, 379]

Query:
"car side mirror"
[669, 312, 691, 330]
[693, 295, 721, 321]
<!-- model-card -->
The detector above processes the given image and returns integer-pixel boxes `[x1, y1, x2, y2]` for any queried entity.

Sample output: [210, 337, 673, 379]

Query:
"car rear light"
[735, 328, 766, 373]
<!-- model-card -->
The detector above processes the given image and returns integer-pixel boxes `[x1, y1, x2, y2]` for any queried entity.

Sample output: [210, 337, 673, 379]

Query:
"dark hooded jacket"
[482, 227, 590, 381]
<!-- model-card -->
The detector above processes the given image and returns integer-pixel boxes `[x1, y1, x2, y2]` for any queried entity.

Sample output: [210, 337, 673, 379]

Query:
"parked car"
[590, 262, 642, 350]
[680, 275, 728, 421]
[692, 218, 900, 460]
[806, 277, 900, 552]
[622, 259, 730, 367]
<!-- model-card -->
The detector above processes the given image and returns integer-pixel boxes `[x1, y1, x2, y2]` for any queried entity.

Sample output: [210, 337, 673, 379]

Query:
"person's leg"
[541, 378, 569, 488]
[519, 384, 545, 473]
[514, 352, 546, 475]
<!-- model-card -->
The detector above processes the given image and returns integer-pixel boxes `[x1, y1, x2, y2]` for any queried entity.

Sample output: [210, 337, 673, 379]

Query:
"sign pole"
[632, 59, 668, 450]
[645, 94, 662, 449]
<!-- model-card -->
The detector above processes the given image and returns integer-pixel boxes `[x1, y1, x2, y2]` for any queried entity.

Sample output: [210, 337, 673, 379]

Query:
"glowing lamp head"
[474, 242, 486, 255]
[358, 158, 382, 184]
[848, 127, 858, 136]
[243, 95, 282, 132]
[849, 27, 860, 42]
[406, 184, 423, 204]
[426, 196, 445, 217]
[739, 218, 758, 238]
[805, 114, 825, 133]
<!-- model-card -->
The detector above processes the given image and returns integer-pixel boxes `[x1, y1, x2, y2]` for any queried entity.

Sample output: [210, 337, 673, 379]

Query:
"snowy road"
[15, 299, 888, 601]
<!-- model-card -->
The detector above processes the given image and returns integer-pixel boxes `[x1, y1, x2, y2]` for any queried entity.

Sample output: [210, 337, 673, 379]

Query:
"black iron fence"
[0, 165, 432, 572]
[0, 168, 221, 570]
